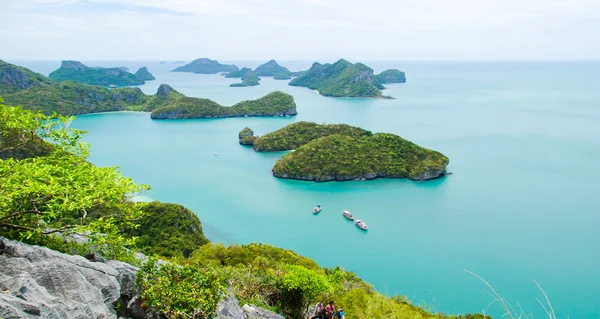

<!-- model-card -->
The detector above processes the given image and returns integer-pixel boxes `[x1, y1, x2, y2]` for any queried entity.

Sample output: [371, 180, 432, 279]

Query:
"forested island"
[289, 59, 406, 98]
[0, 60, 295, 119]
[48, 60, 155, 86]
[229, 70, 261, 87]
[376, 69, 407, 84]
[241, 121, 449, 181]
[254, 59, 293, 79]
[172, 58, 239, 74]
[150, 88, 296, 119]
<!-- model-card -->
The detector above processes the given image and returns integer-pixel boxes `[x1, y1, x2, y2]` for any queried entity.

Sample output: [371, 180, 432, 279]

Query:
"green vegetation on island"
[273, 132, 449, 181]
[289, 59, 389, 98]
[172, 58, 239, 74]
[224, 67, 253, 78]
[376, 69, 407, 84]
[48, 60, 153, 86]
[252, 121, 370, 151]
[238, 127, 257, 145]
[150, 90, 297, 119]
[1, 60, 293, 118]
[244, 121, 448, 181]
[0, 99, 487, 319]
[134, 66, 156, 81]
[229, 70, 261, 87]
[254, 59, 291, 76]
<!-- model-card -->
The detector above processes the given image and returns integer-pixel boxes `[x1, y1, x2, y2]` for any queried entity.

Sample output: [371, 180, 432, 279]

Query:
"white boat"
[355, 220, 368, 230]
[342, 210, 354, 220]
[313, 205, 322, 214]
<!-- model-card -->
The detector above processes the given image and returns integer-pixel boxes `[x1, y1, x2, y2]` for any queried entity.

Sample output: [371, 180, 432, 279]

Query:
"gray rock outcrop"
[0, 238, 285, 319]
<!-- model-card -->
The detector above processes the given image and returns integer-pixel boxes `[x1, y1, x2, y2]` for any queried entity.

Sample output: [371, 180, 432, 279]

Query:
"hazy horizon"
[2, 0, 599, 61]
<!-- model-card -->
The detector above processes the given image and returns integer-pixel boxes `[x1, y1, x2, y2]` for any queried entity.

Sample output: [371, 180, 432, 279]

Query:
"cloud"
[0, 0, 598, 60]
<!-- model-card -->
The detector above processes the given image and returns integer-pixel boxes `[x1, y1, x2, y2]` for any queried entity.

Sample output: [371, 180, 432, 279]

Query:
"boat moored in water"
[313, 205, 322, 214]
[343, 210, 354, 220]
[355, 219, 368, 230]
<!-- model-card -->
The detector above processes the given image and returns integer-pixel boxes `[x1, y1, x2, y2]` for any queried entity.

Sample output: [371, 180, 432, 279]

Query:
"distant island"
[241, 121, 448, 181]
[172, 60, 186, 64]
[254, 60, 291, 77]
[172, 58, 239, 74]
[375, 69, 406, 84]
[150, 88, 296, 119]
[159, 61, 167, 64]
[289, 59, 406, 98]
[135, 66, 156, 81]
[0, 60, 294, 118]
[224, 67, 253, 78]
[230, 70, 261, 87]
[48, 61, 155, 87]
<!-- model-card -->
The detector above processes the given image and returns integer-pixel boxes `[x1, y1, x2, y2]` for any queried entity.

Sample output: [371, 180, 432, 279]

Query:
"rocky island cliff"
[376, 69, 407, 84]
[48, 61, 155, 86]
[241, 122, 449, 181]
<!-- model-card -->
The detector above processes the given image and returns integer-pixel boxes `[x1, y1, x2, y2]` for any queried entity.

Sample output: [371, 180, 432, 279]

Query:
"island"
[229, 70, 261, 87]
[375, 69, 406, 84]
[172, 60, 185, 64]
[159, 61, 167, 64]
[48, 61, 154, 87]
[224, 67, 253, 78]
[254, 59, 291, 77]
[242, 121, 449, 181]
[150, 88, 296, 119]
[273, 72, 292, 80]
[172, 58, 239, 74]
[0, 60, 293, 118]
[288, 59, 389, 98]
[135, 66, 156, 81]
[238, 127, 257, 145]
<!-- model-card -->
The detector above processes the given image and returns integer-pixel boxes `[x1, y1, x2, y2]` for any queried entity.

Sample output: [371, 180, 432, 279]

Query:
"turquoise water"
[13, 60, 600, 318]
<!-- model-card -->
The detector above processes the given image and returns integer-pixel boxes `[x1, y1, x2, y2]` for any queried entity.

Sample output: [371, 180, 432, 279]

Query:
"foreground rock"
[0, 238, 287, 319]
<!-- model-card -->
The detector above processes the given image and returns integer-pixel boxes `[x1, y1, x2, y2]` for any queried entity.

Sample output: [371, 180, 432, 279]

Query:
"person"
[325, 301, 335, 319]
[335, 308, 345, 319]
[310, 302, 324, 319]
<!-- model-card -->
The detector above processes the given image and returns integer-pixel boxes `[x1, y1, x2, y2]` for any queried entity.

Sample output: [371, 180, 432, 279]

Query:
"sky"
[1, 0, 599, 60]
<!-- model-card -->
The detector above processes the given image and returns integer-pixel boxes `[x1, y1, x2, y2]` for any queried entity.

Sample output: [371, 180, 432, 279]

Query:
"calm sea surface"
[12, 60, 600, 318]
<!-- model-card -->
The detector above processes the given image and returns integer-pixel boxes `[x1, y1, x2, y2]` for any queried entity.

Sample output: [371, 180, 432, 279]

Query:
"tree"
[278, 264, 332, 319]
[0, 98, 149, 257]
[136, 259, 226, 319]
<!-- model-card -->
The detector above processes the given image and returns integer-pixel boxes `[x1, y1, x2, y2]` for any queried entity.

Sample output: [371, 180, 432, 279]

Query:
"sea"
[9, 59, 600, 318]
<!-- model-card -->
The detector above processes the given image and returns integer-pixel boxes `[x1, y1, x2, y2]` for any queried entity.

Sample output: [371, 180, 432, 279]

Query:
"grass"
[465, 270, 559, 319]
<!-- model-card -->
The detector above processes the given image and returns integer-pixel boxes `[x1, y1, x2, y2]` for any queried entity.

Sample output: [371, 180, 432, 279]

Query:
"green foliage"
[252, 121, 371, 152]
[273, 132, 449, 181]
[376, 69, 407, 84]
[0, 99, 149, 259]
[254, 60, 291, 77]
[136, 259, 226, 319]
[150, 91, 297, 119]
[172, 58, 239, 74]
[279, 265, 332, 318]
[289, 59, 386, 98]
[185, 243, 458, 319]
[126, 201, 209, 258]
[48, 61, 145, 86]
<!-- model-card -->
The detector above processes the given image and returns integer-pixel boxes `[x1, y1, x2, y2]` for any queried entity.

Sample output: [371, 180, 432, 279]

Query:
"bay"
[12, 59, 600, 318]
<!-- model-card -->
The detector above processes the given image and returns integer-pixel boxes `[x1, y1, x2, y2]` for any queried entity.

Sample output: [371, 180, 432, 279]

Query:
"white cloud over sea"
[1, 0, 599, 60]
